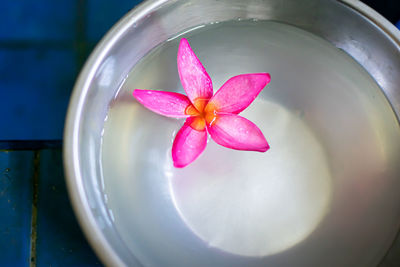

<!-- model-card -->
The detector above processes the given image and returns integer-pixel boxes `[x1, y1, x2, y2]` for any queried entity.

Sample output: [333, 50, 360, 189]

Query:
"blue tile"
[36, 149, 101, 266]
[0, 0, 76, 41]
[86, 0, 143, 42]
[0, 151, 34, 267]
[0, 49, 76, 140]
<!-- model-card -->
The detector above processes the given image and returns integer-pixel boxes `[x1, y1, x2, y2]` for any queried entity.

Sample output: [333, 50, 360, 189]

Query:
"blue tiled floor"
[0, 0, 145, 266]
[0, 149, 101, 266]
[0, 0, 141, 141]
[0, 49, 76, 140]
[36, 150, 100, 266]
[86, 0, 142, 42]
[0, 0, 77, 42]
[0, 151, 34, 267]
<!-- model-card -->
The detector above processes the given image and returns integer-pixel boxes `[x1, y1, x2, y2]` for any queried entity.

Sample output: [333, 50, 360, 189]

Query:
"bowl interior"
[65, 0, 400, 266]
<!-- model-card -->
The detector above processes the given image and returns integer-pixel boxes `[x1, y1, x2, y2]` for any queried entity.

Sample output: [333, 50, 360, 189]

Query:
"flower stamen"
[190, 117, 206, 131]
[185, 104, 200, 116]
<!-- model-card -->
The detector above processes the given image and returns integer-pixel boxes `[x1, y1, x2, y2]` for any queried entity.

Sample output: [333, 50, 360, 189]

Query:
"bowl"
[64, 0, 400, 266]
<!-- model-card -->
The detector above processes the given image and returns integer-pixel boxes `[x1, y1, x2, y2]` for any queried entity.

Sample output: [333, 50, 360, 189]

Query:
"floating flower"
[133, 38, 271, 168]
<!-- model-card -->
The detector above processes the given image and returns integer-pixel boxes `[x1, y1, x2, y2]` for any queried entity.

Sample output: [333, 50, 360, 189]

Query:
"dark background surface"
[0, 0, 399, 266]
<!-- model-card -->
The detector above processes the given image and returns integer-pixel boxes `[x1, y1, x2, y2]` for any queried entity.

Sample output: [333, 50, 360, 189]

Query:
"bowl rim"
[63, 0, 400, 266]
[63, 1, 171, 266]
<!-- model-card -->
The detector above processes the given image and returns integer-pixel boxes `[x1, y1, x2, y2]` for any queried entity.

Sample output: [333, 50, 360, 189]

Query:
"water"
[101, 21, 400, 266]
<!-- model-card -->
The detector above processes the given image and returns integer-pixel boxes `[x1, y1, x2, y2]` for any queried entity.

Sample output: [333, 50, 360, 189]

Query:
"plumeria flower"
[133, 38, 271, 168]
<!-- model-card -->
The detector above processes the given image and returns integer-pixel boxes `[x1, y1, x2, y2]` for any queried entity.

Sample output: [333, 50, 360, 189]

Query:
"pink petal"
[208, 114, 269, 152]
[133, 89, 191, 118]
[172, 118, 208, 168]
[177, 38, 213, 109]
[207, 73, 271, 114]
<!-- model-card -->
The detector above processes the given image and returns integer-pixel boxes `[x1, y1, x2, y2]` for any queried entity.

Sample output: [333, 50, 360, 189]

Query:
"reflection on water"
[168, 101, 332, 257]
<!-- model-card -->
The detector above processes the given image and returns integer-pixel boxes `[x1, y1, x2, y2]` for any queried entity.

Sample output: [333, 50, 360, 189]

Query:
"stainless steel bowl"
[64, 0, 400, 266]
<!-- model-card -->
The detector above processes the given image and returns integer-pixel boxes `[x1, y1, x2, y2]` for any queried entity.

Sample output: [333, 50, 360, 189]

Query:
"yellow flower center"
[185, 98, 217, 131]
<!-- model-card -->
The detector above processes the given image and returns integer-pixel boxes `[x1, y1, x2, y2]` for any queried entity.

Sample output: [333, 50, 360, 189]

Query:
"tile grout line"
[0, 140, 62, 150]
[29, 150, 40, 267]
[76, 0, 88, 70]
[0, 41, 75, 50]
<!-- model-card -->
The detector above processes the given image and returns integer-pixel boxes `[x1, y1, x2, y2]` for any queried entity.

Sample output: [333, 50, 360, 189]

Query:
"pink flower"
[133, 38, 271, 168]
